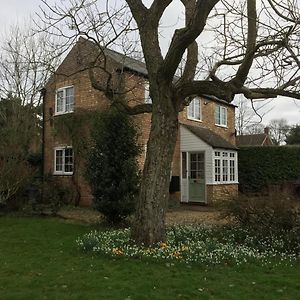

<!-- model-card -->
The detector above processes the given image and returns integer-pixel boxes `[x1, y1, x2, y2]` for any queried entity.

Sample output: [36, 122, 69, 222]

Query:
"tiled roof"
[182, 124, 237, 150]
[103, 47, 148, 76]
[236, 134, 267, 146]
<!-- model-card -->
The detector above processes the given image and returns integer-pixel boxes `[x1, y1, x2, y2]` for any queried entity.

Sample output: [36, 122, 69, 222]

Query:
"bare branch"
[229, 0, 257, 89]
[160, 0, 219, 83]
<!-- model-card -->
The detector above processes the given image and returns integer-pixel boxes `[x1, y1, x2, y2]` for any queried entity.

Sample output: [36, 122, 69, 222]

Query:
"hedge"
[238, 146, 300, 193]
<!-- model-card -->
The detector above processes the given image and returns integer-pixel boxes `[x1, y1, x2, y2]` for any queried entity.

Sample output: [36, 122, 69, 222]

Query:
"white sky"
[0, 0, 299, 125]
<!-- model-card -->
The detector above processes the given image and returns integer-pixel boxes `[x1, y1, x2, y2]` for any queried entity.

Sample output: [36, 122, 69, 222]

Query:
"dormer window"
[187, 98, 201, 121]
[55, 86, 74, 115]
[144, 81, 152, 104]
[215, 105, 227, 127]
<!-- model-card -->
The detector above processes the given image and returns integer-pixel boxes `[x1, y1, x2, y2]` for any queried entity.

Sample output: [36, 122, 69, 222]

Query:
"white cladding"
[180, 126, 214, 185]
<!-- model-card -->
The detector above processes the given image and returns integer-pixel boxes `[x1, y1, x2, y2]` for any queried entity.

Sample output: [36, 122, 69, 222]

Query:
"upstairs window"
[215, 105, 227, 127]
[55, 86, 74, 114]
[144, 81, 152, 104]
[54, 147, 73, 175]
[187, 98, 201, 121]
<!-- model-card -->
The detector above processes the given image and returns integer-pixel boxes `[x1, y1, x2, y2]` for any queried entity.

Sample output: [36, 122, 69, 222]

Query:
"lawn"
[1, 217, 300, 299]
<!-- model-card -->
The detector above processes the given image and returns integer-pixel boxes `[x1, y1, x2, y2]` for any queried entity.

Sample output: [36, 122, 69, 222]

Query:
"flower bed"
[77, 225, 299, 266]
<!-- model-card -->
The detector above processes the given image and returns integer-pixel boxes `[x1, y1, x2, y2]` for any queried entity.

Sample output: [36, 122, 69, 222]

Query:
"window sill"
[211, 181, 239, 185]
[188, 117, 202, 123]
[53, 172, 73, 176]
[54, 111, 74, 116]
[215, 124, 228, 128]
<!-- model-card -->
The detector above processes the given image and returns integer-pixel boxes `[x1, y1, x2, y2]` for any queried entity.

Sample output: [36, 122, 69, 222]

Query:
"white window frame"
[215, 105, 227, 127]
[213, 150, 238, 184]
[54, 146, 74, 175]
[144, 81, 152, 104]
[55, 86, 74, 115]
[187, 98, 202, 121]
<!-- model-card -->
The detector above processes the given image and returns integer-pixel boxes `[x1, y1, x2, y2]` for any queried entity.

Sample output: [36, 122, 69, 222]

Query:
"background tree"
[285, 125, 300, 145]
[39, 0, 300, 245]
[244, 123, 265, 135]
[234, 95, 272, 135]
[0, 95, 40, 207]
[85, 108, 140, 223]
[268, 118, 290, 145]
[0, 23, 59, 208]
[0, 24, 59, 106]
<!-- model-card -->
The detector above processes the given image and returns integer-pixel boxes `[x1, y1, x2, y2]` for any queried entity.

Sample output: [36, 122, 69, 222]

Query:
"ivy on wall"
[238, 146, 300, 193]
[52, 109, 98, 205]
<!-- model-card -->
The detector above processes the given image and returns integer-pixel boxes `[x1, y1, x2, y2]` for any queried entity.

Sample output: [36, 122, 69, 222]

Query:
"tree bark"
[131, 88, 178, 245]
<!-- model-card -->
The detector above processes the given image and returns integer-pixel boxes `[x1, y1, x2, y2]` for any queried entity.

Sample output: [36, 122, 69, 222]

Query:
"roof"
[236, 134, 268, 147]
[59, 38, 235, 106]
[77, 37, 148, 76]
[182, 124, 237, 150]
[103, 47, 148, 76]
[201, 94, 237, 108]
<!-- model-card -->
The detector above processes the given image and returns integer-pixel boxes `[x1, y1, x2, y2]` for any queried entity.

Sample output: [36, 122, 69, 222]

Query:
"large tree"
[39, 0, 300, 245]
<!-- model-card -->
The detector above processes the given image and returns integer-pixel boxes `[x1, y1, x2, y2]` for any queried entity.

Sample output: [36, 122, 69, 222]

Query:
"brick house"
[236, 127, 273, 147]
[43, 38, 238, 206]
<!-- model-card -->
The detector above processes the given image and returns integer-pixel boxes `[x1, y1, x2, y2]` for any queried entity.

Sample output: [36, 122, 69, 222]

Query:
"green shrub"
[85, 108, 140, 224]
[238, 146, 300, 193]
[41, 175, 71, 213]
[221, 194, 300, 253]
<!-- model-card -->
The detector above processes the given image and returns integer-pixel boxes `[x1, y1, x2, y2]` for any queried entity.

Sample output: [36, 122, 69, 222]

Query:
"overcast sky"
[0, 0, 299, 126]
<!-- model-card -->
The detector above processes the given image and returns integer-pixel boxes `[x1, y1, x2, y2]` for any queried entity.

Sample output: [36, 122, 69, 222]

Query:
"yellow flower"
[112, 248, 124, 256]
[171, 251, 182, 259]
[160, 242, 168, 249]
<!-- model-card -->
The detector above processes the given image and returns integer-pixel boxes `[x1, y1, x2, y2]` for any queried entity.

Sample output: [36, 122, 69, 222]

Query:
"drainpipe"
[40, 87, 46, 200]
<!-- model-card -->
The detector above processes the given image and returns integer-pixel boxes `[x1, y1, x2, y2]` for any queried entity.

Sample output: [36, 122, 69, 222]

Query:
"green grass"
[0, 217, 300, 299]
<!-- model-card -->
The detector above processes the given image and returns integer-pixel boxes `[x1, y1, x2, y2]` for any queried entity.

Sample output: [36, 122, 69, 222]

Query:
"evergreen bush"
[238, 146, 300, 193]
[85, 108, 140, 223]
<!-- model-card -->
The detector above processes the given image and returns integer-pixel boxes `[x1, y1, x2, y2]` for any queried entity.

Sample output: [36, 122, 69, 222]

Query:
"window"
[215, 105, 227, 127]
[55, 86, 74, 114]
[187, 98, 201, 121]
[214, 158, 221, 182]
[213, 150, 237, 183]
[54, 147, 73, 175]
[144, 81, 152, 103]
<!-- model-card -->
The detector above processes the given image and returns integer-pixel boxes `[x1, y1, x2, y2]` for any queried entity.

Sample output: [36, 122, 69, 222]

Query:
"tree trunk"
[131, 91, 178, 245]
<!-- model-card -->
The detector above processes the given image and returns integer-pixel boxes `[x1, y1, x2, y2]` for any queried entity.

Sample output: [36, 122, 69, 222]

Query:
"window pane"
[194, 99, 200, 120]
[56, 91, 64, 113]
[144, 82, 152, 103]
[215, 159, 221, 182]
[65, 87, 74, 112]
[55, 149, 63, 171]
[64, 148, 73, 173]
[188, 100, 194, 118]
[221, 107, 227, 126]
[222, 160, 228, 181]
[230, 160, 235, 181]
[215, 105, 221, 124]
[188, 98, 201, 120]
